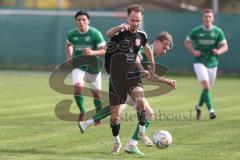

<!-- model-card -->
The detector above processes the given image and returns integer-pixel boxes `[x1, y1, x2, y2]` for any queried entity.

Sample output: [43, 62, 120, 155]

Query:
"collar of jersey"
[78, 26, 89, 34]
[202, 25, 214, 31]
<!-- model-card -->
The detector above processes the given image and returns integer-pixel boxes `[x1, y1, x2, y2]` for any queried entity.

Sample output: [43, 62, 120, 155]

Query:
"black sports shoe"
[195, 105, 201, 120]
[209, 112, 216, 120]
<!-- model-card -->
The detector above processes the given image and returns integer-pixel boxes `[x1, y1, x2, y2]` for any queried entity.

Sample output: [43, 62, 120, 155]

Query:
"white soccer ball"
[153, 130, 172, 149]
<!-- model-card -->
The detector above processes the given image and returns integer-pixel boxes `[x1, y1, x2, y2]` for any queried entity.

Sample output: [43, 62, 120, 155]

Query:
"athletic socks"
[131, 121, 150, 141]
[110, 121, 120, 137]
[137, 110, 146, 126]
[198, 89, 213, 111]
[92, 105, 111, 122]
[74, 95, 85, 113]
[94, 99, 102, 112]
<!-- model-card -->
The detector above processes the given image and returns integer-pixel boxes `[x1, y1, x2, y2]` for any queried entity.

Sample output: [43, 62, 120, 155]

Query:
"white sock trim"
[139, 125, 146, 133]
[87, 118, 94, 125]
[114, 135, 121, 144]
[209, 108, 215, 113]
[129, 139, 138, 146]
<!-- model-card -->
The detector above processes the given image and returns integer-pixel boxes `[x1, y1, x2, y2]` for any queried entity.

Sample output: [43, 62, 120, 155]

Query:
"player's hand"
[143, 70, 150, 80]
[193, 50, 201, 57]
[167, 79, 177, 89]
[119, 23, 130, 31]
[212, 49, 220, 55]
[83, 48, 93, 56]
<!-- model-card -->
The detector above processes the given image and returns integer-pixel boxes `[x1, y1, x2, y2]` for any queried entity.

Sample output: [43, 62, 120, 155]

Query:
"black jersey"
[105, 29, 148, 75]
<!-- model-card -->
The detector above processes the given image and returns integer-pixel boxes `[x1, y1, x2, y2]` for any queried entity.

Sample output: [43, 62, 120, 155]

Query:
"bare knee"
[110, 105, 125, 124]
[74, 83, 84, 95]
[92, 90, 101, 99]
[201, 80, 211, 90]
[136, 98, 147, 111]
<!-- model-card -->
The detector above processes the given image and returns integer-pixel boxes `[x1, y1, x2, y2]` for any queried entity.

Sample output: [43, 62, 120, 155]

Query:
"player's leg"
[124, 86, 148, 155]
[72, 69, 86, 121]
[207, 67, 218, 119]
[109, 80, 128, 154]
[193, 63, 210, 120]
[78, 105, 111, 133]
[130, 86, 147, 135]
[126, 95, 153, 148]
[89, 72, 103, 125]
[110, 104, 125, 154]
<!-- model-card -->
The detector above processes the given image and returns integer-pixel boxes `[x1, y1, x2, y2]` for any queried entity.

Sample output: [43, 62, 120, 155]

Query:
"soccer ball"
[153, 130, 172, 149]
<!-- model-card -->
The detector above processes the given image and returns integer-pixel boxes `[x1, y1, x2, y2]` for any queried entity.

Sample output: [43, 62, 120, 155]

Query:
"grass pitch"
[0, 71, 239, 160]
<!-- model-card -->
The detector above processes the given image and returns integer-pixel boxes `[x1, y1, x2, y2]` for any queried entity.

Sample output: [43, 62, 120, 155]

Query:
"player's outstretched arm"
[146, 73, 177, 89]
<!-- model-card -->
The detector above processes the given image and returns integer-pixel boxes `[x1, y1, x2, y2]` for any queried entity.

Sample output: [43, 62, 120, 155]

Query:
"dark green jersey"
[138, 44, 153, 70]
[67, 27, 106, 74]
[187, 25, 227, 68]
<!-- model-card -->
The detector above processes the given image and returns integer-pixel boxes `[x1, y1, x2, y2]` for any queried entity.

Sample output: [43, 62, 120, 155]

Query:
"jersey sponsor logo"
[199, 33, 204, 37]
[210, 32, 215, 37]
[73, 37, 79, 40]
[198, 40, 215, 45]
[135, 38, 141, 46]
[85, 36, 91, 42]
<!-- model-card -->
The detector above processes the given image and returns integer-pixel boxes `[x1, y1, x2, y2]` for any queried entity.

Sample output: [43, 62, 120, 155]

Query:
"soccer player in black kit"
[105, 4, 155, 154]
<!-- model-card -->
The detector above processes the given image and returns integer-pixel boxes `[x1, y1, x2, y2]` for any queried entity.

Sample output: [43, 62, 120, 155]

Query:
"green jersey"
[138, 44, 153, 70]
[67, 27, 106, 74]
[187, 25, 227, 68]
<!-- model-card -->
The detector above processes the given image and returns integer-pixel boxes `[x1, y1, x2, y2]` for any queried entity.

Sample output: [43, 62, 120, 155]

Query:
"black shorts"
[109, 76, 143, 106]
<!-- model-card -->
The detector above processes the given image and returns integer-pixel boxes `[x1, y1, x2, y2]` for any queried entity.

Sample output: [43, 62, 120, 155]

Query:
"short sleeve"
[217, 28, 227, 45]
[186, 28, 197, 42]
[93, 29, 106, 48]
[66, 31, 72, 44]
[142, 32, 148, 46]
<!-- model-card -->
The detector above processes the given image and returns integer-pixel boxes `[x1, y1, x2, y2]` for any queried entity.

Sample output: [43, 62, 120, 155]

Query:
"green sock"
[198, 89, 205, 107]
[92, 105, 111, 122]
[132, 121, 150, 141]
[93, 99, 102, 112]
[74, 95, 85, 113]
[204, 89, 213, 110]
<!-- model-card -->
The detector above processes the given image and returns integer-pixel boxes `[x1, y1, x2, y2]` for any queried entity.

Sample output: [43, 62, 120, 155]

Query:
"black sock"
[137, 110, 146, 126]
[110, 121, 120, 136]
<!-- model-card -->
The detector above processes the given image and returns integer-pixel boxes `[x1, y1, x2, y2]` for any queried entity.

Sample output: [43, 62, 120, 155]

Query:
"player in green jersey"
[66, 11, 106, 126]
[79, 31, 176, 155]
[184, 9, 228, 120]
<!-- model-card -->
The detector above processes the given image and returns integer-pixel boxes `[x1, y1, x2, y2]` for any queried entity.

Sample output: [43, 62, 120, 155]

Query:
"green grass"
[0, 70, 240, 160]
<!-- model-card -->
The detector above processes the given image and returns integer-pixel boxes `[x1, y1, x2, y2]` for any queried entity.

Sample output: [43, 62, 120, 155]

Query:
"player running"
[184, 9, 228, 120]
[66, 11, 106, 126]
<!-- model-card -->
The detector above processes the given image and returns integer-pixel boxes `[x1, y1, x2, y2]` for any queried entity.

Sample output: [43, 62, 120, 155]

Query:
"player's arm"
[212, 41, 228, 55]
[144, 43, 155, 73]
[83, 46, 106, 56]
[184, 38, 201, 57]
[106, 23, 130, 38]
[135, 55, 150, 79]
[147, 73, 177, 89]
[65, 42, 73, 64]
[83, 29, 106, 56]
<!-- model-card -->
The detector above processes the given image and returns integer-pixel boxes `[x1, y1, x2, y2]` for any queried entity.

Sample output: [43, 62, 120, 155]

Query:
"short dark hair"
[75, 10, 90, 20]
[203, 8, 214, 14]
[127, 4, 144, 15]
[155, 31, 173, 49]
